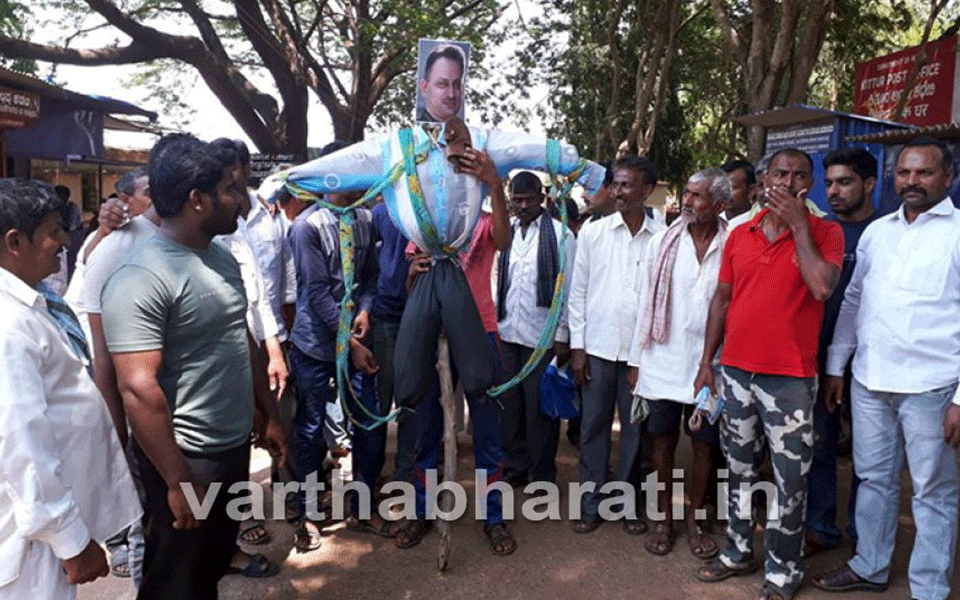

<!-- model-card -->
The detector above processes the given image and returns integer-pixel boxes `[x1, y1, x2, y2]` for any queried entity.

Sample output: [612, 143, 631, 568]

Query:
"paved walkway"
[80, 422, 959, 600]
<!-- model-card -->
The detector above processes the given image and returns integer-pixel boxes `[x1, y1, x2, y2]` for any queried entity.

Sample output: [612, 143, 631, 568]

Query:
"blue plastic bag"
[539, 358, 579, 420]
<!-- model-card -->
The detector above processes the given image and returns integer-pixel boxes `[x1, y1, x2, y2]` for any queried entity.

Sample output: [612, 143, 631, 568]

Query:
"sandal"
[227, 553, 280, 578]
[394, 519, 432, 549]
[345, 514, 399, 538]
[758, 583, 787, 600]
[686, 523, 718, 560]
[293, 519, 322, 552]
[644, 522, 674, 555]
[695, 557, 757, 582]
[109, 545, 130, 578]
[483, 522, 517, 556]
[570, 513, 602, 534]
[237, 520, 271, 545]
[623, 519, 647, 535]
[812, 565, 888, 592]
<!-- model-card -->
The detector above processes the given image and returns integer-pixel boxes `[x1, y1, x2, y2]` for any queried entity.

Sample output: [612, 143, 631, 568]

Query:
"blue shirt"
[370, 203, 410, 322]
[288, 204, 377, 362]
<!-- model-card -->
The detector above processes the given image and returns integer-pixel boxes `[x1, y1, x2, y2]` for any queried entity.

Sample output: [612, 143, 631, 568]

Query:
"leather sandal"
[623, 518, 647, 535]
[695, 557, 757, 582]
[227, 553, 280, 578]
[293, 518, 322, 552]
[345, 514, 399, 538]
[394, 519, 432, 549]
[812, 565, 888, 592]
[237, 520, 271, 545]
[644, 522, 674, 555]
[686, 523, 718, 560]
[570, 513, 602, 534]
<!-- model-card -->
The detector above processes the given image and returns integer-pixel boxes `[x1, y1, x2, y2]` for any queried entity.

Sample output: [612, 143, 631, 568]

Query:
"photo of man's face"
[416, 41, 469, 124]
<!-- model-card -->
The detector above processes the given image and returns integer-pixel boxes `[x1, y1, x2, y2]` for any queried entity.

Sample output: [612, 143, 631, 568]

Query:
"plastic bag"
[539, 358, 579, 420]
[688, 386, 723, 431]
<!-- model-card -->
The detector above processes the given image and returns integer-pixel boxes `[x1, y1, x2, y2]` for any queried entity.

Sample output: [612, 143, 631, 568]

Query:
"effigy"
[263, 120, 604, 428]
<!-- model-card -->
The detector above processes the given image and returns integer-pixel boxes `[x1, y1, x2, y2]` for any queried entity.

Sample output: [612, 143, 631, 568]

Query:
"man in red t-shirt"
[692, 148, 843, 600]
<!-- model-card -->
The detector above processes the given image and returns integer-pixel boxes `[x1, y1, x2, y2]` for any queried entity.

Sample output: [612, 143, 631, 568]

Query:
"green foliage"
[807, 0, 915, 112]
[0, 0, 35, 73]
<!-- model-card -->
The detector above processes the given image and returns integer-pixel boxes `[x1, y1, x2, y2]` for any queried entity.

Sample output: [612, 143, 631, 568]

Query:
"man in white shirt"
[569, 155, 665, 533]
[83, 198, 158, 586]
[65, 170, 149, 356]
[719, 159, 757, 231]
[496, 171, 576, 486]
[814, 137, 960, 600]
[628, 168, 729, 559]
[0, 178, 141, 600]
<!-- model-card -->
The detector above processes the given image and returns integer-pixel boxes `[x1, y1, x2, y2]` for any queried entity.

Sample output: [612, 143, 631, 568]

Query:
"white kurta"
[215, 232, 280, 343]
[568, 212, 665, 362]
[240, 195, 297, 341]
[497, 216, 576, 347]
[628, 226, 725, 402]
[0, 267, 141, 596]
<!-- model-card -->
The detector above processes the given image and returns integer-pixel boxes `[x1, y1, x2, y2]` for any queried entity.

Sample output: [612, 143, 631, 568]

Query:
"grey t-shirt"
[101, 234, 253, 453]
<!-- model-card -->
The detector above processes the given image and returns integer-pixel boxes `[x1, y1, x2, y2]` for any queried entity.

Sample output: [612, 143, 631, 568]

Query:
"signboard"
[249, 153, 295, 185]
[5, 97, 103, 160]
[0, 85, 40, 129]
[853, 35, 957, 126]
[765, 123, 835, 155]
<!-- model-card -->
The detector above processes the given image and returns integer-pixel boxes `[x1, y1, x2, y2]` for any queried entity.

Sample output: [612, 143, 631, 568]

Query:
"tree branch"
[446, 0, 488, 21]
[0, 35, 167, 65]
[708, 0, 746, 65]
[179, 0, 231, 63]
[84, 0, 186, 49]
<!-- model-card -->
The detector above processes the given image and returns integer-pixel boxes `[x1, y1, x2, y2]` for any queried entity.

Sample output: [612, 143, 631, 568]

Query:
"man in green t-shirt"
[101, 134, 286, 600]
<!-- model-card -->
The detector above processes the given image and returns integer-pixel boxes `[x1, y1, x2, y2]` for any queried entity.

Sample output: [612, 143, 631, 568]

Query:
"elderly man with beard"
[803, 147, 878, 557]
[694, 148, 843, 600]
[813, 138, 960, 600]
[628, 168, 730, 559]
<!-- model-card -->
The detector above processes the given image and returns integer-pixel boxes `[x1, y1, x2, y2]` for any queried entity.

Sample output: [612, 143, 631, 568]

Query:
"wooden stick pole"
[436, 334, 457, 571]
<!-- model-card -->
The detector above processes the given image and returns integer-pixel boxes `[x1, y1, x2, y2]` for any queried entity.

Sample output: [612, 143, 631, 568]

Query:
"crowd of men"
[1, 129, 959, 600]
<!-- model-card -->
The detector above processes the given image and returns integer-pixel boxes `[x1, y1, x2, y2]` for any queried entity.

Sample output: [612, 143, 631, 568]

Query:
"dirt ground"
[80, 421, 959, 600]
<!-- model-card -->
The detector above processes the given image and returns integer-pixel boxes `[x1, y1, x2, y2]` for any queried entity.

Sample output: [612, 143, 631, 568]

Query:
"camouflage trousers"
[718, 365, 815, 598]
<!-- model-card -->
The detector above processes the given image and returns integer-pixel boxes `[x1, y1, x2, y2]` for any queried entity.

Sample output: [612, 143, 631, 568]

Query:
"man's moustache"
[901, 186, 927, 197]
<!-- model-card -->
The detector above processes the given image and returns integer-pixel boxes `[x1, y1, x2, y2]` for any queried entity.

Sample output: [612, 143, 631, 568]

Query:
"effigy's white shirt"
[263, 125, 604, 254]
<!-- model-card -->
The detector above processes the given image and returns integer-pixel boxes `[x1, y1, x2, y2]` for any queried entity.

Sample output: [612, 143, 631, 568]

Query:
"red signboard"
[0, 85, 40, 129]
[853, 35, 957, 126]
